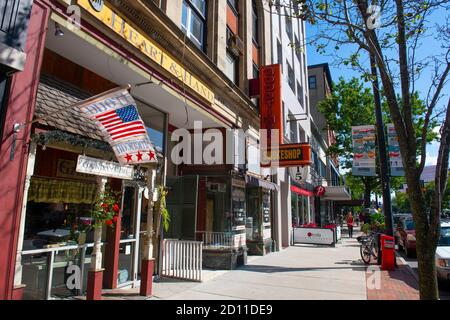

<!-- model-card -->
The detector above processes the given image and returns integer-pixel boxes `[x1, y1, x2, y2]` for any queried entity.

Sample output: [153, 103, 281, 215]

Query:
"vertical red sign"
[260, 64, 283, 147]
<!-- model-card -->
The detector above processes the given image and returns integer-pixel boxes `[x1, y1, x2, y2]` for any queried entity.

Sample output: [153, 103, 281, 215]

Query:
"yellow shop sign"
[78, 0, 215, 104]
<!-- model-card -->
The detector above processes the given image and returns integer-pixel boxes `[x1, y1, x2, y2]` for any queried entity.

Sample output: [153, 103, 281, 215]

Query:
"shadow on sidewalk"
[386, 265, 420, 291]
[238, 264, 366, 274]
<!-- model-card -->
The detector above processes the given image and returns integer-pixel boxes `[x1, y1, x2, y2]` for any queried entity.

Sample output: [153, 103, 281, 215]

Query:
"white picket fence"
[161, 239, 203, 282]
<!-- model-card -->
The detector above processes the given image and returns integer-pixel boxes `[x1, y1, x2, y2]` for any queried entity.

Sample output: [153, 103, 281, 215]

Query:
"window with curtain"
[181, 0, 207, 51]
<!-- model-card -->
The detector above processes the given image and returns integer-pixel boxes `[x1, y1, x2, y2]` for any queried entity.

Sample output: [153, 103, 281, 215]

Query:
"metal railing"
[196, 231, 234, 249]
[21, 242, 105, 300]
[161, 239, 203, 282]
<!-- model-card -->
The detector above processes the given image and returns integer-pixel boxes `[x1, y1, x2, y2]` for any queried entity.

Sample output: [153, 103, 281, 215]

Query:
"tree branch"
[419, 61, 450, 173]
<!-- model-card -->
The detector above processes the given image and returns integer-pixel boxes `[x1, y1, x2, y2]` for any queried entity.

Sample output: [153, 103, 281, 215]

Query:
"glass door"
[118, 183, 143, 288]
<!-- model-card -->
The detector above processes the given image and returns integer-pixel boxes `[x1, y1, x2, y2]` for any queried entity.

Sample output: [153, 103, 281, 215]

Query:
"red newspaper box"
[381, 234, 395, 271]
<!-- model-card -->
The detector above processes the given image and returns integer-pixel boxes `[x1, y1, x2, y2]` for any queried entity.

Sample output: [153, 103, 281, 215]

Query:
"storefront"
[13, 41, 168, 298]
[193, 175, 248, 270]
[290, 184, 314, 228]
[245, 175, 278, 255]
[19, 142, 164, 299]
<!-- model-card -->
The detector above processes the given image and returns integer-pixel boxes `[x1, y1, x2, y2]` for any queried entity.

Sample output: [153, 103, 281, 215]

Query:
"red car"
[395, 218, 416, 257]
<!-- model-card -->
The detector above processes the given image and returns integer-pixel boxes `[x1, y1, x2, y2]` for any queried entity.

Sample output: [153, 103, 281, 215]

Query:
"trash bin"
[380, 234, 395, 271]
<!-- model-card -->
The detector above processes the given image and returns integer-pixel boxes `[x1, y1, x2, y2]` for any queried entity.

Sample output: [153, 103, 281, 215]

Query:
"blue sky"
[305, 8, 448, 167]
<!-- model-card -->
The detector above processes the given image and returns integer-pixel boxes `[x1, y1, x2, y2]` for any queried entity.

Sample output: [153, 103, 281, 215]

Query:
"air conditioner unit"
[229, 34, 244, 56]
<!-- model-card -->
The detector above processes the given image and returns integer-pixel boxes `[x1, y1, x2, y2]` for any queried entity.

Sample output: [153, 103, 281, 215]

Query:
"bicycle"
[358, 232, 379, 264]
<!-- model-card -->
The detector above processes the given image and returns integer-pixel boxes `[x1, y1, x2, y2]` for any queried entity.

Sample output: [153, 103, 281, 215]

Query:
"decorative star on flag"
[148, 151, 156, 160]
[136, 151, 143, 162]
[125, 153, 133, 163]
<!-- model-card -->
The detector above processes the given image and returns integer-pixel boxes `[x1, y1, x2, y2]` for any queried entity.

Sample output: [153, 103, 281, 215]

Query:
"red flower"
[113, 204, 120, 213]
[113, 216, 118, 223]
[105, 220, 113, 226]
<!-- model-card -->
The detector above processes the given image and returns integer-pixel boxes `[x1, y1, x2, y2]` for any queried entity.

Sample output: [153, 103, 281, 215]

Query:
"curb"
[398, 256, 420, 283]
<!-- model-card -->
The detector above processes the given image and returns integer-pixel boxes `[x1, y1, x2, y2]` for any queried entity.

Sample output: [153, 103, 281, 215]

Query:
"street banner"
[261, 143, 312, 168]
[77, 86, 158, 166]
[387, 124, 405, 176]
[260, 64, 283, 147]
[352, 125, 377, 176]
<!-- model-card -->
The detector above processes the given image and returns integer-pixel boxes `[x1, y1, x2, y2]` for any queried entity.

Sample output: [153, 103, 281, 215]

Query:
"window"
[320, 160, 327, 178]
[277, 40, 283, 68]
[297, 82, 304, 106]
[282, 102, 287, 138]
[225, 50, 238, 84]
[181, 0, 207, 51]
[289, 114, 298, 143]
[298, 125, 306, 142]
[275, 0, 281, 14]
[227, 0, 238, 12]
[252, 1, 259, 44]
[293, 0, 300, 16]
[253, 63, 259, 79]
[287, 61, 295, 92]
[295, 36, 302, 62]
[309, 76, 317, 89]
[285, 8, 293, 41]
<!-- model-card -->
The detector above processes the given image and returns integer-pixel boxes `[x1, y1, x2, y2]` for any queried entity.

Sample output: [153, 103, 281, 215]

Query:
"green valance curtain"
[28, 177, 98, 204]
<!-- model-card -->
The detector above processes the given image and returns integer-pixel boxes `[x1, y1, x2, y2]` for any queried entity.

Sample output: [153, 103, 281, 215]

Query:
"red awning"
[291, 185, 314, 197]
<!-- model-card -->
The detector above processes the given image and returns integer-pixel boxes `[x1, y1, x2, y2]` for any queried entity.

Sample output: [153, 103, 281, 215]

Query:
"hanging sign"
[77, 87, 158, 166]
[76, 155, 134, 180]
[352, 125, 377, 176]
[261, 143, 312, 168]
[387, 124, 405, 177]
[260, 64, 283, 147]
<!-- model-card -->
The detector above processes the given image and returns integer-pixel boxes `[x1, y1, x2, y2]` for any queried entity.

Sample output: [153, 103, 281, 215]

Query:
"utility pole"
[370, 53, 394, 236]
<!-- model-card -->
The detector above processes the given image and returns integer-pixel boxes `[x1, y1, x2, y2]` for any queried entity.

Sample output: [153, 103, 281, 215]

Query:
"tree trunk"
[407, 175, 439, 300]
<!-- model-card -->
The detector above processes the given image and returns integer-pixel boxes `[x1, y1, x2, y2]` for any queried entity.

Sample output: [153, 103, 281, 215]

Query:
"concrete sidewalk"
[92, 232, 366, 301]
[154, 237, 367, 300]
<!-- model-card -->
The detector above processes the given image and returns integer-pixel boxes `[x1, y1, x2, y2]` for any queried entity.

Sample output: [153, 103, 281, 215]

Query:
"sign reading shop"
[76, 155, 134, 180]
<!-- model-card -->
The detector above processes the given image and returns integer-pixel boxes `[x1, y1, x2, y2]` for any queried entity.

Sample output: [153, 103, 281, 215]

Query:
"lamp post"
[370, 53, 394, 237]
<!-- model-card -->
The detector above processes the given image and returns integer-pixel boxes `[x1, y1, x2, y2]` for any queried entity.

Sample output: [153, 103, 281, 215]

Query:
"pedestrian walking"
[347, 212, 354, 238]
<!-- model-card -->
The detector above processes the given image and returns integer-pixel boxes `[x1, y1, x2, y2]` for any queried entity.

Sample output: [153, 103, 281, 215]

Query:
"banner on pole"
[387, 124, 404, 177]
[78, 86, 158, 166]
[352, 125, 377, 176]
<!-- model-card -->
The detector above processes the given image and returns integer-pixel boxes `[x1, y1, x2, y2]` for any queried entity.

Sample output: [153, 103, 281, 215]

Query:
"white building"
[266, 1, 314, 249]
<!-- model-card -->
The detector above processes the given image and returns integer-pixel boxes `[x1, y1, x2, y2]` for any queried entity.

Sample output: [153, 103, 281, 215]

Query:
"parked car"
[395, 218, 416, 257]
[436, 221, 450, 282]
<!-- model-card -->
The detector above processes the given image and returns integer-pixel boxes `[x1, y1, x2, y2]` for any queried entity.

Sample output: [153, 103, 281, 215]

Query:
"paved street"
[147, 236, 367, 300]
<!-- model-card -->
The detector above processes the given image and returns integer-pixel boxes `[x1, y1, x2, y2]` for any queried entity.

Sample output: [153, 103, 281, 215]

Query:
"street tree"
[275, 0, 450, 299]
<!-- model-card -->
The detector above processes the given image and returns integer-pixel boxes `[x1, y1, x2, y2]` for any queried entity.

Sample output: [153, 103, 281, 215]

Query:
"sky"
[305, 7, 448, 168]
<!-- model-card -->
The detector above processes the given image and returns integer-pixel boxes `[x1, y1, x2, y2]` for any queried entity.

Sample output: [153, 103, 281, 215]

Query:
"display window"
[231, 186, 246, 231]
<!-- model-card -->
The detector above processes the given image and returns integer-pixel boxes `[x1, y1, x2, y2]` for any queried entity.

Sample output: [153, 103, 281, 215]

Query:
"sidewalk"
[79, 234, 368, 300]
[75, 229, 421, 300]
[365, 258, 420, 300]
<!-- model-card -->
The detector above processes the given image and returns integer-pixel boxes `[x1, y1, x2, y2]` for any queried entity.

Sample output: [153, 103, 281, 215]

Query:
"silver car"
[436, 222, 450, 282]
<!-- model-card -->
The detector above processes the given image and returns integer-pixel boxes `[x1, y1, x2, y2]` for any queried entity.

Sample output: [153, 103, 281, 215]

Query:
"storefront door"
[118, 182, 144, 288]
